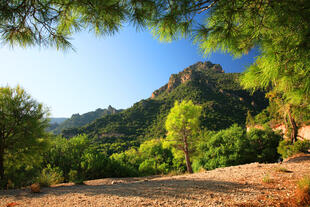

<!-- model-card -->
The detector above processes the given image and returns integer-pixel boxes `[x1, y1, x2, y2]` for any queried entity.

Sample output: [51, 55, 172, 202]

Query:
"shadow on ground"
[0, 177, 273, 202]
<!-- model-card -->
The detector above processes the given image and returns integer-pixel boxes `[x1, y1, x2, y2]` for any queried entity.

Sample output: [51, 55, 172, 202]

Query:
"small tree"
[0, 86, 48, 184]
[165, 100, 202, 173]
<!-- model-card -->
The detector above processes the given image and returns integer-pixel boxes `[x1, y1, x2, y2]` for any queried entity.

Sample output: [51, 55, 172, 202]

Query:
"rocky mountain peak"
[107, 105, 118, 114]
[151, 61, 224, 98]
[188, 61, 224, 73]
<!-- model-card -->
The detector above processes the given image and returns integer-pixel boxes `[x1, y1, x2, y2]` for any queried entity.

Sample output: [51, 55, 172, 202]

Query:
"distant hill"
[62, 61, 268, 146]
[50, 118, 67, 124]
[49, 106, 122, 134]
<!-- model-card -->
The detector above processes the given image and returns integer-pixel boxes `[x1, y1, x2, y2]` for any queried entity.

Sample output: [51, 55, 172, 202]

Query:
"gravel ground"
[1, 154, 309, 207]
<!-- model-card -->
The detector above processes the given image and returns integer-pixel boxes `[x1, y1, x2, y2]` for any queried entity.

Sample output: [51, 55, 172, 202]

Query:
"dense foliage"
[277, 140, 310, 159]
[194, 125, 282, 171]
[0, 86, 49, 188]
[165, 100, 202, 173]
[0, 0, 158, 49]
[41, 126, 283, 185]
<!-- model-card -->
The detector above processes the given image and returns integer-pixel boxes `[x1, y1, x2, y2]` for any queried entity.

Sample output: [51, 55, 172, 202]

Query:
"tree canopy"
[0, 0, 156, 49]
[0, 86, 49, 185]
[165, 100, 202, 173]
[3, 1, 308, 106]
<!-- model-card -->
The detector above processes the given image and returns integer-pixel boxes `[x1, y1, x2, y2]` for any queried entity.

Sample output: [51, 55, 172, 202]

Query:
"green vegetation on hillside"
[63, 62, 268, 154]
[49, 106, 122, 134]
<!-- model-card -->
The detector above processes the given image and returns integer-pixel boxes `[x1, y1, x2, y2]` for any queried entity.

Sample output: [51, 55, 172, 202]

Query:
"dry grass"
[262, 174, 273, 183]
[295, 175, 310, 206]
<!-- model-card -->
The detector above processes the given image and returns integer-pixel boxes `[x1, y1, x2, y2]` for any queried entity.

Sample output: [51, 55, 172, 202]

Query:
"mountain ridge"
[62, 61, 268, 149]
[48, 105, 122, 134]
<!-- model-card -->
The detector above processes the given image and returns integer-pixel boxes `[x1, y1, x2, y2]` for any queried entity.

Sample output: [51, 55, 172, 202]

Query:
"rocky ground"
[1, 154, 309, 207]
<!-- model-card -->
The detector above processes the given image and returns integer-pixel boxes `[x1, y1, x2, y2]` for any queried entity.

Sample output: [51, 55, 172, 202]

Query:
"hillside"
[1, 154, 309, 207]
[62, 61, 268, 146]
[49, 106, 122, 134]
[47, 118, 68, 132]
[50, 118, 67, 124]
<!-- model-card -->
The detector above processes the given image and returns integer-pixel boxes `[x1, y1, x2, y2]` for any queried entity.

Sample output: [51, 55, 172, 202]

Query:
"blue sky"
[0, 26, 258, 117]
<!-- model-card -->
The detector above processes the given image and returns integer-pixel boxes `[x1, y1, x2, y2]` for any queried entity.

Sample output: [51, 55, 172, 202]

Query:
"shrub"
[110, 148, 140, 177]
[3, 164, 40, 189]
[196, 125, 282, 171]
[138, 139, 173, 175]
[295, 175, 310, 206]
[68, 170, 84, 184]
[192, 159, 205, 173]
[81, 151, 110, 180]
[246, 128, 281, 163]
[139, 159, 157, 175]
[197, 124, 249, 170]
[38, 165, 64, 187]
[107, 159, 139, 177]
[277, 140, 310, 159]
[294, 140, 310, 154]
[43, 134, 91, 181]
[277, 140, 294, 158]
[262, 174, 273, 183]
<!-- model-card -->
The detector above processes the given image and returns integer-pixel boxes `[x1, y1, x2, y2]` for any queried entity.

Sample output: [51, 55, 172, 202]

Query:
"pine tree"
[0, 86, 48, 183]
[0, 0, 156, 49]
[165, 100, 202, 173]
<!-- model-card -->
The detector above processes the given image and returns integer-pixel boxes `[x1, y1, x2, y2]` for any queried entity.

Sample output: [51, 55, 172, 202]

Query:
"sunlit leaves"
[0, 86, 49, 185]
[0, 0, 157, 49]
[165, 100, 202, 144]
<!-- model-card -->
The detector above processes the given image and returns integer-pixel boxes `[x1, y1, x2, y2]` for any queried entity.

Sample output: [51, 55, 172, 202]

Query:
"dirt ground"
[1, 154, 309, 207]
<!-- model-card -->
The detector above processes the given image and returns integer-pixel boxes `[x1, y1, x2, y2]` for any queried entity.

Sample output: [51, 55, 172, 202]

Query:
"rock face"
[151, 61, 224, 98]
[299, 125, 310, 140]
[274, 124, 310, 141]
[247, 124, 310, 140]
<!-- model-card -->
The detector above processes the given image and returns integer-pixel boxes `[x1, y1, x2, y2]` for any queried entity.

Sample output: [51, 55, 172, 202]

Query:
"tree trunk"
[0, 145, 4, 181]
[287, 107, 298, 144]
[183, 137, 193, 174]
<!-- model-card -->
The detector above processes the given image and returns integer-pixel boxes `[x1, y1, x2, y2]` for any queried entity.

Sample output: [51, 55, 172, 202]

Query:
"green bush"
[278, 140, 310, 159]
[139, 159, 157, 175]
[68, 170, 84, 184]
[81, 151, 110, 180]
[3, 165, 39, 189]
[197, 124, 249, 170]
[107, 159, 139, 177]
[196, 125, 282, 171]
[43, 134, 91, 181]
[138, 139, 173, 175]
[110, 148, 140, 177]
[294, 140, 310, 154]
[110, 139, 174, 176]
[38, 164, 64, 187]
[192, 159, 204, 173]
[246, 128, 281, 163]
